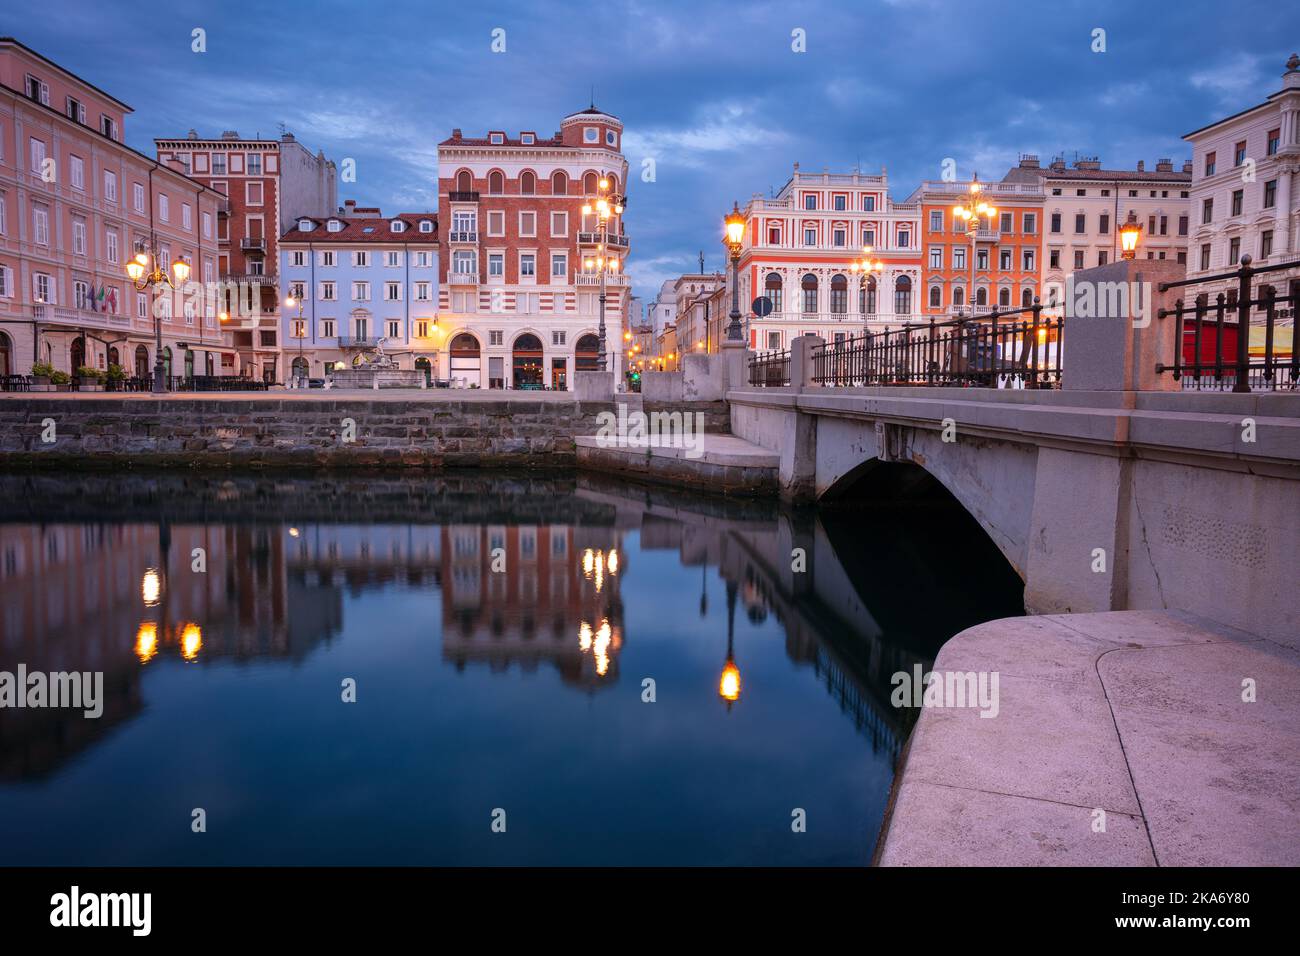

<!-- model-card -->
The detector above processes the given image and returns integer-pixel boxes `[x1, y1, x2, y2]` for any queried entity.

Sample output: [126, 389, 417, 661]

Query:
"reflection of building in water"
[281, 522, 628, 688]
[0, 520, 339, 779]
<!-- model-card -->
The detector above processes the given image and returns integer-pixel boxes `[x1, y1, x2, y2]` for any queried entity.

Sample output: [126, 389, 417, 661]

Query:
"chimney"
[1049, 156, 1066, 172]
[220, 130, 239, 140]
[186, 129, 198, 140]
[1019, 154, 1040, 169]
[281, 131, 296, 143]
[1182, 160, 1193, 174]
[1155, 158, 1173, 172]
[1136, 160, 1145, 172]
[450, 128, 462, 141]
[1074, 156, 1101, 171]
[342, 199, 357, 217]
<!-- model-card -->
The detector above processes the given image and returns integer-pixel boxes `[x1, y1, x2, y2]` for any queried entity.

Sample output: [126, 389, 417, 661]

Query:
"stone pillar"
[789, 333, 821, 393]
[1274, 163, 1295, 256]
[1062, 258, 1185, 391]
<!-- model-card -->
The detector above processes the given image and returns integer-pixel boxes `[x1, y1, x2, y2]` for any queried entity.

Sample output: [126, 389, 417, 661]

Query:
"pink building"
[0, 37, 229, 380]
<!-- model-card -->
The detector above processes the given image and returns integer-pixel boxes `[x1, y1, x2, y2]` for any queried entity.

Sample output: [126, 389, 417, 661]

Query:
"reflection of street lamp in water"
[718, 581, 741, 709]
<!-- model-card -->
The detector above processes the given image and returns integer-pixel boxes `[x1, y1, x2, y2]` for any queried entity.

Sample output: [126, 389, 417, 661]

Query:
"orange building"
[909, 178, 1046, 320]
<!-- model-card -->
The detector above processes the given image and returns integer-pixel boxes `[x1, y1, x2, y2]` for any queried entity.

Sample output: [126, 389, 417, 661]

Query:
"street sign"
[752, 296, 773, 317]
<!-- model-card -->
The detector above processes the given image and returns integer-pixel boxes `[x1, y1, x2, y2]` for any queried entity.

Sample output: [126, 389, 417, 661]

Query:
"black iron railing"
[1157, 257, 1299, 393]
[748, 349, 791, 387]
[809, 302, 1063, 388]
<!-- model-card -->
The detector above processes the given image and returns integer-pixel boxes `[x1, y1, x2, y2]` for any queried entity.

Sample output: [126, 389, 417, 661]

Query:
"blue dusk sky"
[6, 0, 1299, 307]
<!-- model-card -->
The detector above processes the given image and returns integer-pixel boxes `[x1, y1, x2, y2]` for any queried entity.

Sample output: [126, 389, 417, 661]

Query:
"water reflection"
[0, 471, 1022, 864]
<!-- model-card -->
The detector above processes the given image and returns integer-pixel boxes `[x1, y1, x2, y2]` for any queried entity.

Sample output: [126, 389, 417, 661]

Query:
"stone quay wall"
[0, 398, 730, 470]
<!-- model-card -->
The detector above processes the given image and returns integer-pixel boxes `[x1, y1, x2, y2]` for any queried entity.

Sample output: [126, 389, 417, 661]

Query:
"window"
[863, 196, 876, 212]
[387, 320, 400, 339]
[801, 274, 817, 313]
[830, 274, 848, 313]
[1023, 213, 1036, 234]
[862, 228, 875, 247]
[1073, 251, 1084, 269]
[1200, 243, 1211, 271]
[70, 155, 84, 189]
[321, 250, 336, 266]
[385, 282, 402, 301]
[1023, 249, 1035, 272]
[953, 247, 966, 270]
[1267, 128, 1280, 156]
[1204, 152, 1216, 176]
[72, 216, 86, 255]
[320, 319, 335, 338]
[977, 249, 989, 271]
[415, 251, 431, 267]
[1096, 213, 1108, 235]
[804, 228, 816, 246]
[520, 254, 536, 278]
[1261, 230, 1273, 259]
[1234, 141, 1247, 166]
[1098, 250, 1108, 266]
[1000, 249, 1012, 270]
[1049, 249, 1060, 269]
[453, 250, 476, 275]
[104, 171, 117, 202]
[74, 280, 91, 309]
[384, 251, 400, 267]
[833, 228, 846, 247]
[489, 331, 504, 346]
[1264, 179, 1277, 209]
[488, 253, 504, 278]
[519, 211, 536, 236]
[894, 276, 911, 315]
[929, 211, 943, 231]
[25, 74, 50, 105]
[552, 331, 566, 346]
[488, 170, 505, 194]
[415, 282, 430, 301]
[106, 229, 119, 263]
[159, 194, 170, 222]
[804, 194, 816, 210]
[136, 291, 148, 318]
[898, 231, 910, 248]
[33, 272, 53, 303]
[246, 182, 263, 206]
[29, 136, 46, 174]
[182, 203, 192, 230]
[1050, 213, 1061, 233]
[0, 264, 12, 297]
[100, 115, 116, 139]
[929, 246, 943, 268]
[247, 153, 262, 175]
[327, 219, 343, 232]
[551, 253, 567, 277]
[583, 127, 598, 143]
[211, 154, 227, 175]
[320, 281, 336, 300]
[550, 211, 568, 236]
[833, 195, 846, 211]
[1074, 213, 1086, 234]
[520, 171, 536, 195]
[1228, 237, 1241, 266]
[1202, 198, 1213, 224]
[32, 204, 49, 245]
[1000, 212, 1013, 233]
[768, 226, 780, 245]
[485, 210, 504, 237]
[352, 281, 370, 300]
[354, 250, 370, 267]
[1231, 189, 1244, 216]
[419, 219, 433, 233]
[929, 286, 941, 308]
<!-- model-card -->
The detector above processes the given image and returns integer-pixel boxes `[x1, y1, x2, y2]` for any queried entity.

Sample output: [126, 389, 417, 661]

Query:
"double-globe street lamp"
[723, 202, 747, 342]
[582, 178, 625, 372]
[285, 294, 307, 386]
[126, 242, 191, 392]
[952, 179, 998, 318]
[850, 246, 885, 331]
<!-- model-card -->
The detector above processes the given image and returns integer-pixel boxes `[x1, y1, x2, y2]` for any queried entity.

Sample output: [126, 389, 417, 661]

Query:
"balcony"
[448, 231, 478, 244]
[241, 237, 267, 253]
[974, 227, 1001, 242]
[216, 197, 231, 215]
[223, 273, 278, 287]
[448, 191, 480, 203]
[32, 304, 130, 328]
[337, 335, 381, 349]
[575, 273, 630, 287]
[578, 232, 629, 250]
[448, 270, 480, 285]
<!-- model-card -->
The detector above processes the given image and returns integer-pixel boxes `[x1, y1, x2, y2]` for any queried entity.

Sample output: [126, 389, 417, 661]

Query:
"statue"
[359, 337, 398, 369]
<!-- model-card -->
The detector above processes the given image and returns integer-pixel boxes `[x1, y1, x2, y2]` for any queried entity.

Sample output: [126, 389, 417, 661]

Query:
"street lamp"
[1119, 211, 1142, 260]
[126, 242, 190, 392]
[723, 202, 746, 341]
[952, 178, 998, 318]
[285, 294, 306, 386]
[850, 245, 885, 329]
[581, 177, 626, 372]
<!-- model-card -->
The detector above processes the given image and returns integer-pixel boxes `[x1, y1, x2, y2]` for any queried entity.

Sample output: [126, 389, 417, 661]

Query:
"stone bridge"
[727, 261, 1300, 648]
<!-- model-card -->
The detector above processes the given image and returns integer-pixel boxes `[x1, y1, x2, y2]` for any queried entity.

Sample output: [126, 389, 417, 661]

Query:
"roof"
[439, 132, 564, 148]
[564, 105, 619, 120]
[0, 36, 133, 112]
[281, 213, 438, 243]
[1004, 165, 1189, 185]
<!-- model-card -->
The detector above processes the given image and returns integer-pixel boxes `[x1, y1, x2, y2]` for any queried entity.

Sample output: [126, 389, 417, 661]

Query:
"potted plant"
[76, 365, 106, 392]
[50, 370, 72, 391]
[30, 362, 55, 391]
[105, 363, 127, 391]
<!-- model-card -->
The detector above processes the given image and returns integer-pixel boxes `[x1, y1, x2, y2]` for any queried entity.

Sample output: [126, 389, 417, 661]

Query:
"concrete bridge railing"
[726, 260, 1300, 648]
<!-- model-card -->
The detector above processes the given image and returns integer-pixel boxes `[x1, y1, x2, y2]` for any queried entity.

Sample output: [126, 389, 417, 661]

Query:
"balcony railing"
[241, 237, 267, 252]
[578, 232, 629, 249]
[448, 191, 480, 202]
[223, 273, 278, 287]
[448, 270, 479, 284]
[448, 231, 478, 243]
[575, 273, 631, 287]
[337, 335, 381, 348]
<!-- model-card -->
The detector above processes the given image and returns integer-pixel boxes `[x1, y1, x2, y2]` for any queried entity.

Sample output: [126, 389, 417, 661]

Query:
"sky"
[7, 0, 1299, 309]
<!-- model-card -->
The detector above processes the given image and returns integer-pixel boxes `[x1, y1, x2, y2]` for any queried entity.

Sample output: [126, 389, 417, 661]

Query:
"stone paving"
[877, 610, 1300, 866]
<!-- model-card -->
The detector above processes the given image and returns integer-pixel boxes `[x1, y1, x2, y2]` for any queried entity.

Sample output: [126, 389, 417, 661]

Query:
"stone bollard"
[1062, 259, 1185, 391]
[789, 334, 824, 393]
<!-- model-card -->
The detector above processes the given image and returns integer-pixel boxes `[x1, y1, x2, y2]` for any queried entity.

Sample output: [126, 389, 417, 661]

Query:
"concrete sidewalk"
[877, 610, 1300, 866]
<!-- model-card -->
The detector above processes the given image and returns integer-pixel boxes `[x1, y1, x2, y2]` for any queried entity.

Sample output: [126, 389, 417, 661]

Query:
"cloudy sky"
[9, 0, 1298, 307]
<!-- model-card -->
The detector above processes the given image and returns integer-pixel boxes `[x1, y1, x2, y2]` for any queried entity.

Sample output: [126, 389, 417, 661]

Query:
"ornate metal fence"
[747, 348, 791, 387]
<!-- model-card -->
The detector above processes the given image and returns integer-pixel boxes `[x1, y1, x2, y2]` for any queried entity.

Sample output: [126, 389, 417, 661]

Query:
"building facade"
[0, 38, 227, 380]
[434, 106, 631, 390]
[154, 129, 337, 382]
[277, 202, 438, 378]
[911, 177, 1045, 320]
[1183, 53, 1300, 298]
[1003, 153, 1192, 306]
[734, 164, 924, 354]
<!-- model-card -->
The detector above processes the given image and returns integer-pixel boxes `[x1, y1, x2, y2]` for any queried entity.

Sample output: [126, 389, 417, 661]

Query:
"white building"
[1183, 52, 1300, 293]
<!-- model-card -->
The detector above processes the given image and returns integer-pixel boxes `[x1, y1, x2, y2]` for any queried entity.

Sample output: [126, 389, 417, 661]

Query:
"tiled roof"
[439, 133, 564, 147]
[1006, 165, 1189, 184]
[281, 213, 438, 243]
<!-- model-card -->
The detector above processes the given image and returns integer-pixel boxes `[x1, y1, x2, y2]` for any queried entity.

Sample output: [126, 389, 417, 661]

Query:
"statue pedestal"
[328, 368, 424, 389]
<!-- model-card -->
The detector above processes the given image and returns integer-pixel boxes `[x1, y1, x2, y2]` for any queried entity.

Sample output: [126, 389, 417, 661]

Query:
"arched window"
[764, 272, 783, 313]
[134, 345, 149, 378]
[575, 333, 601, 371]
[512, 333, 544, 389]
[894, 276, 912, 316]
[455, 169, 472, 193]
[975, 286, 988, 307]
[999, 287, 1011, 308]
[1021, 288, 1034, 308]
[0, 330, 11, 377]
[583, 171, 599, 195]
[70, 336, 85, 372]
[953, 286, 965, 308]
[605, 173, 619, 194]
[551, 170, 568, 196]
[929, 286, 942, 309]
[801, 273, 818, 314]
[520, 171, 536, 195]
[488, 170, 504, 195]
[107, 346, 120, 368]
[862, 276, 877, 315]
[830, 274, 848, 314]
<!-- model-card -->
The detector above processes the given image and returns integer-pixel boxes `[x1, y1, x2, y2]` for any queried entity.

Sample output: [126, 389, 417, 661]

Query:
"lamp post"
[126, 242, 190, 392]
[723, 202, 746, 342]
[952, 178, 998, 318]
[1119, 211, 1142, 260]
[285, 294, 306, 387]
[850, 245, 885, 332]
[582, 178, 625, 373]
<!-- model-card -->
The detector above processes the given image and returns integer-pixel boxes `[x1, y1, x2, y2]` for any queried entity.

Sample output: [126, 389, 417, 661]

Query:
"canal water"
[0, 470, 1023, 865]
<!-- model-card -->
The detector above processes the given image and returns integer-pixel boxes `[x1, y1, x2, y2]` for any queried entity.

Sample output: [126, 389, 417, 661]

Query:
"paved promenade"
[877, 610, 1300, 866]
